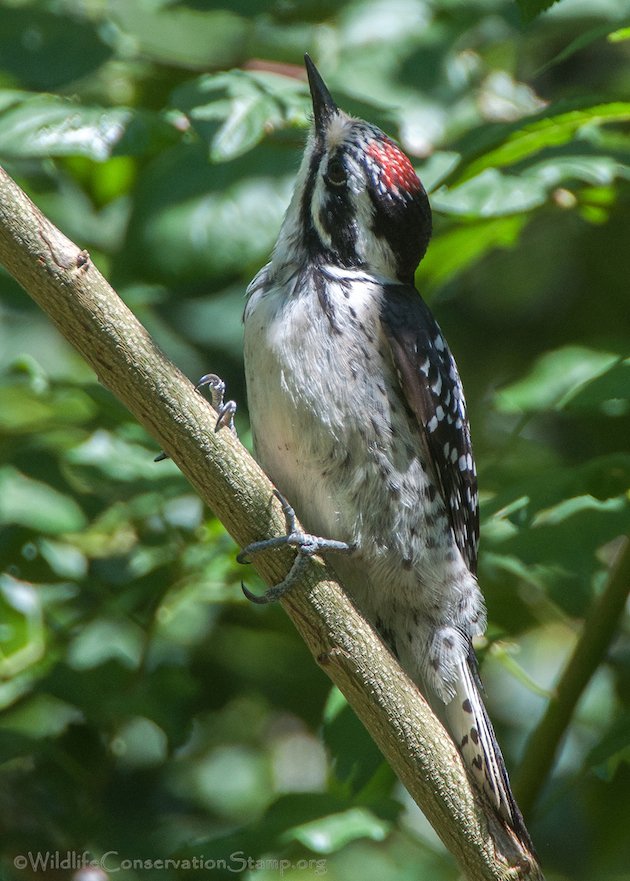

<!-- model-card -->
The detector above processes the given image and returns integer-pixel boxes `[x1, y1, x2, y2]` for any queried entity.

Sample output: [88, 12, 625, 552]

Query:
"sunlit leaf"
[0, 693, 82, 738]
[420, 216, 527, 290]
[67, 429, 166, 481]
[0, 467, 86, 533]
[532, 494, 626, 527]
[286, 807, 390, 853]
[125, 142, 292, 282]
[432, 168, 547, 217]
[495, 346, 620, 413]
[109, 0, 249, 69]
[0, 95, 175, 160]
[525, 155, 630, 188]
[448, 102, 630, 185]
[110, 716, 168, 767]
[565, 358, 630, 413]
[38, 539, 88, 579]
[609, 26, 630, 42]
[0, 576, 45, 677]
[0, 383, 96, 432]
[66, 618, 145, 670]
[172, 70, 308, 161]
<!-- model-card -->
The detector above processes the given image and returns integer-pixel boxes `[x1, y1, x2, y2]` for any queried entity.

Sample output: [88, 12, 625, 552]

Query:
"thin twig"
[514, 537, 630, 815]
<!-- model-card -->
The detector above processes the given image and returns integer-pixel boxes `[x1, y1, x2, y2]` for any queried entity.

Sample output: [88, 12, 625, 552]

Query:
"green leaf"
[0, 94, 175, 161]
[448, 102, 630, 186]
[172, 70, 309, 162]
[495, 346, 620, 413]
[609, 26, 630, 42]
[493, 493, 630, 598]
[125, 142, 292, 282]
[0, 693, 82, 739]
[0, 95, 130, 160]
[323, 689, 391, 797]
[0, 7, 111, 90]
[66, 618, 145, 670]
[0, 466, 87, 534]
[67, 429, 167, 482]
[0, 383, 96, 432]
[110, 716, 168, 767]
[179, 793, 352, 865]
[587, 713, 630, 780]
[285, 807, 390, 853]
[432, 153, 630, 224]
[0, 730, 36, 764]
[432, 168, 547, 217]
[525, 154, 630, 189]
[535, 20, 630, 75]
[109, 0, 249, 69]
[0, 576, 44, 677]
[516, 0, 564, 22]
[532, 494, 626, 528]
[420, 216, 527, 291]
[38, 539, 88, 580]
[489, 642, 552, 698]
[564, 358, 630, 413]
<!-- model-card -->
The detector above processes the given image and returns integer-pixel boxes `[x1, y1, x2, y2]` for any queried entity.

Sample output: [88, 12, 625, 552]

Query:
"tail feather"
[444, 654, 534, 852]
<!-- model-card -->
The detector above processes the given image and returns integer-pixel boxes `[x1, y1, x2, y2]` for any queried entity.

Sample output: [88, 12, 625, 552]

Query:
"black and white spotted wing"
[380, 284, 479, 574]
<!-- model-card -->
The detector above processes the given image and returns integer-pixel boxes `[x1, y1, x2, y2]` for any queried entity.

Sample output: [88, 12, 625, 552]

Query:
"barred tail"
[443, 651, 534, 852]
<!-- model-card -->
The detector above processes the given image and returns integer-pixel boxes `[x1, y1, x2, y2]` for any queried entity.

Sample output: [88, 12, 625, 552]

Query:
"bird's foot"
[155, 373, 236, 461]
[196, 373, 237, 435]
[239, 489, 354, 604]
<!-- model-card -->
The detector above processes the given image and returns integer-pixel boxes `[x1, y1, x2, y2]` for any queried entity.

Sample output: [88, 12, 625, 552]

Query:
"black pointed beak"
[304, 53, 337, 138]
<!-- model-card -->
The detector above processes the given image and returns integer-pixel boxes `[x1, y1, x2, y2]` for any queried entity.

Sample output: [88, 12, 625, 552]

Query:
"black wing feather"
[380, 284, 479, 573]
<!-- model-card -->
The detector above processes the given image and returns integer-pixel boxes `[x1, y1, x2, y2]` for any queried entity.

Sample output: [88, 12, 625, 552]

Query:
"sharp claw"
[241, 581, 274, 605]
[214, 400, 237, 434]
[236, 491, 354, 604]
[196, 373, 225, 397]
[156, 373, 236, 463]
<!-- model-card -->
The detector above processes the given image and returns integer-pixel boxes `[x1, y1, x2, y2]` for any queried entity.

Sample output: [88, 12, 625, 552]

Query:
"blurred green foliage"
[0, 1, 629, 879]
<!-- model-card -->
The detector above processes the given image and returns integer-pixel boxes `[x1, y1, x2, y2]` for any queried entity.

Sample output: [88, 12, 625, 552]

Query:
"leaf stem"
[514, 537, 630, 816]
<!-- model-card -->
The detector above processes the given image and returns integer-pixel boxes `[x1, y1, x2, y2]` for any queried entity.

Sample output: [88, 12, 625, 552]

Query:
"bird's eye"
[325, 157, 347, 188]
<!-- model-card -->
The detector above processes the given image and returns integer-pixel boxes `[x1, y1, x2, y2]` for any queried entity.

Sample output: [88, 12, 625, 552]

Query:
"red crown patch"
[366, 138, 421, 194]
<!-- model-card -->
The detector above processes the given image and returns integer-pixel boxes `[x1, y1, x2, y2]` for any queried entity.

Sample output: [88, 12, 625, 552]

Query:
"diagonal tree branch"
[0, 163, 543, 881]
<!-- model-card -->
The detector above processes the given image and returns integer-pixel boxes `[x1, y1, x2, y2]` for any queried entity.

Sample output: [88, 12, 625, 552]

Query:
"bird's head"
[273, 55, 432, 286]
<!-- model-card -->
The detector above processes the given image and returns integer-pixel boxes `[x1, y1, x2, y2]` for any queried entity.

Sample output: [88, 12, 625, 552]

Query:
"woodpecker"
[242, 55, 532, 848]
